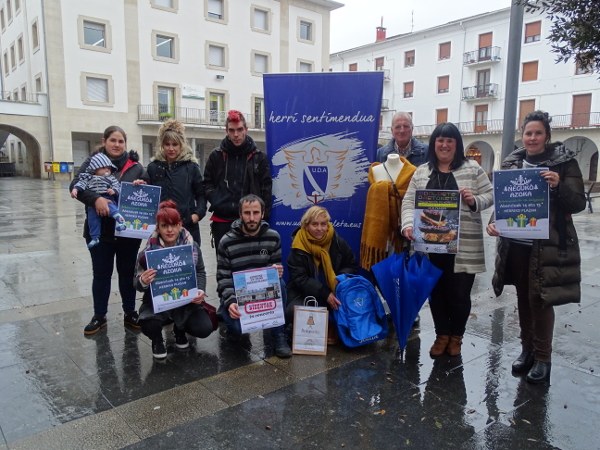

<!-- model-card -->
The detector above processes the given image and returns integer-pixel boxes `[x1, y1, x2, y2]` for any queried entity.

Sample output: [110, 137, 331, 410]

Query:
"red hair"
[226, 110, 246, 128]
[156, 200, 182, 225]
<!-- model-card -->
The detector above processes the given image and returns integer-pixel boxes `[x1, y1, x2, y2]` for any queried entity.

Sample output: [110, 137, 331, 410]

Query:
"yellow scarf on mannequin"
[291, 223, 337, 292]
[360, 160, 416, 269]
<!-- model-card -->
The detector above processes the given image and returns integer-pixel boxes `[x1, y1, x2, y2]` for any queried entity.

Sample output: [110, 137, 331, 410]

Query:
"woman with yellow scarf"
[286, 206, 358, 344]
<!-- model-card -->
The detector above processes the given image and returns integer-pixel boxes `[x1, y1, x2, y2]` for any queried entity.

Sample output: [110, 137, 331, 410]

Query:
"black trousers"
[506, 242, 555, 362]
[428, 254, 475, 336]
[210, 221, 232, 256]
[140, 308, 213, 341]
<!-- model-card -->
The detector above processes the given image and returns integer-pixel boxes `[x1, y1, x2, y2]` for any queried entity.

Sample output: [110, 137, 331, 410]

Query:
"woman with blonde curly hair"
[146, 119, 206, 244]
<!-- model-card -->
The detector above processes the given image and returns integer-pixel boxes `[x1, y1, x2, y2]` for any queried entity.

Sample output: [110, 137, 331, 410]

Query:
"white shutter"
[86, 77, 108, 102]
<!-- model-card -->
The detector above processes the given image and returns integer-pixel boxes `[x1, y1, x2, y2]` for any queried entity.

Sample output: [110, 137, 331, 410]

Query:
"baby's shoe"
[87, 238, 100, 249]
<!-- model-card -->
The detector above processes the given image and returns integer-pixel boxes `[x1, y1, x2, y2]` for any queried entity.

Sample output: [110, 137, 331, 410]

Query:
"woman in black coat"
[487, 111, 586, 384]
[145, 119, 206, 244]
[286, 206, 358, 341]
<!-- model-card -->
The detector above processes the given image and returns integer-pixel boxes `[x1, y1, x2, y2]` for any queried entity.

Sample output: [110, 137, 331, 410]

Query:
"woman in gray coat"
[487, 110, 586, 384]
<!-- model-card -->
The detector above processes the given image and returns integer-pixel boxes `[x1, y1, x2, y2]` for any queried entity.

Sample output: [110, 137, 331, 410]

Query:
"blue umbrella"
[372, 251, 442, 350]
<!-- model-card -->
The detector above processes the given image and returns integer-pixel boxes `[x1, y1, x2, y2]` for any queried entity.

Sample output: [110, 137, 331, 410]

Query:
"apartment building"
[0, 0, 341, 177]
[330, 7, 600, 179]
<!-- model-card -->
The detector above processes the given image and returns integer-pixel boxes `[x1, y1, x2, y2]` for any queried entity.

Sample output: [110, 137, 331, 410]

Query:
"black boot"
[526, 360, 551, 384]
[512, 351, 534, 374]
[272, 326, 292, 359]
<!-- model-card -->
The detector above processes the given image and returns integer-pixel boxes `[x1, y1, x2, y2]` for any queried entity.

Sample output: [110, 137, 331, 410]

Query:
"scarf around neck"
[291, 223, 337, 292]
[360, 159, 416, 269]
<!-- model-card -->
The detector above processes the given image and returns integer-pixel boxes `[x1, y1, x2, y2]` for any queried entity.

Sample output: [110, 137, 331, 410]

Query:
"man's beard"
[242, 220, 259, 234]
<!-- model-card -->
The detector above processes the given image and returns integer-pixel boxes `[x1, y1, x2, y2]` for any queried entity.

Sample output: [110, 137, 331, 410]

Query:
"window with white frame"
[14, 0, 20, 14]
[10, 44, 16, 70]
[0, 8, 5, 31]
[3, 52, 8, 76]
[20, 85, 26, 101]
[78, 16, 112, 53]
[81, 73, 113, 106]
[298, 60, 313, 72]
[151, 0, 177, 12]
[152, 31, 178, 62]
[208, 91, 226, 123]
[157, 85, 175, 116]
[7, 0, 12, 22]
[252, 6, 270, 33]
[35, 74, 42, 92]
[253, 96, 264, 128]
[252, 51, 269, 75]
[298, 19, 314, 43]
[207, 42, 227, 69]
[31, 20, 40, 51]
[207, 0, 226, 23]
[17, 35, 24, 63]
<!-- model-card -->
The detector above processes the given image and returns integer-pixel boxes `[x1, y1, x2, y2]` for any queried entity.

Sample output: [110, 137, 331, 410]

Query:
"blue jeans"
[223, 279, 288, 336]
[87, 201, 120, 240]
[89, 236, 141, 317]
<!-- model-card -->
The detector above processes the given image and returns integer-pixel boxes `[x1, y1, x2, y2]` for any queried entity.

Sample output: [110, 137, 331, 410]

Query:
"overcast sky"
[330, 0, 513, 53]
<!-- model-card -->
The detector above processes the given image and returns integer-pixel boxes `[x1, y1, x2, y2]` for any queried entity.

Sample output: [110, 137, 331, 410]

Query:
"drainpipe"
[40, 0, 55, 171]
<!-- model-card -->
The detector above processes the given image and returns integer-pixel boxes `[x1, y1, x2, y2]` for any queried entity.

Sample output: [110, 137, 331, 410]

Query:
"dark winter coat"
[70, 149, 145, 241]
[203, 135, 272, 221]
[146, 150, 206, 229]
[492, 143, 586, 307]
[216, 220, 281, 309]
[287, 229, 358, 307]
[376, 137, 429, 166]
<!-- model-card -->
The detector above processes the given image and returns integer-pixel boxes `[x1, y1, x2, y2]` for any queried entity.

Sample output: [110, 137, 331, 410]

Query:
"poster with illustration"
[233, 267, 285, 334]
[493, 168, 549, 239]
[413, 190, 461, 254]
[146, 244, 198, 313]
[116, 182, 161, 239]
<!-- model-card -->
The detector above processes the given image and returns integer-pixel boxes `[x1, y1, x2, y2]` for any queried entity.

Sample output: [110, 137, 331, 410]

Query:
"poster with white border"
[116, 182, 161, 239]
[146, 244, 198, 313]
[493, 168, 549, 239]
[233, 267, 285, 334]
[413, 189, 461, 254]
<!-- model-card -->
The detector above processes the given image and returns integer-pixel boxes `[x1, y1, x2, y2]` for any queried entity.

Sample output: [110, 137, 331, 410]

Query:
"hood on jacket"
[87, 153, 117, 174]
[502, 142, 577, 169]
[152, 142, 198, 164]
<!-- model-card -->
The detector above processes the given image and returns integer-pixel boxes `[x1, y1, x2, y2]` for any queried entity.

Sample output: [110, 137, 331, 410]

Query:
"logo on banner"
[272, 133, 370, 209]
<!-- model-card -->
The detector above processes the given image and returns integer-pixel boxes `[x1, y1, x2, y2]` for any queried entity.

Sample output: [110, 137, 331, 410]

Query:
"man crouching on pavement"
[216, 194, 292, 358]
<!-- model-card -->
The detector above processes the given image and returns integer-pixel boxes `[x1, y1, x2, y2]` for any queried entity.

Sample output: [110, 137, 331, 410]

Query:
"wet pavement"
[0, 177, 599, 450]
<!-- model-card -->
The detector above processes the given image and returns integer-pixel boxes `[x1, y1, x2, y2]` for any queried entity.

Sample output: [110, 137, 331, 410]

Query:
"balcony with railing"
[410, 112, 600, 138]
[462, 83, 499, 101]
[463, 46, 502, 66]
[138, 105, 264, 129]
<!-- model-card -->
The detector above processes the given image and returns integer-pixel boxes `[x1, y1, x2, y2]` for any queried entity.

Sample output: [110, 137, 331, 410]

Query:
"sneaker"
[115, 223, 127, 232]
[87, 238, 100, 249]
[174, 326, 189, 349]
[84, 316, 107, 335]
[152, 338, 167, 359]
[114, 213, 125, 224]
[124, 311, 141, 330]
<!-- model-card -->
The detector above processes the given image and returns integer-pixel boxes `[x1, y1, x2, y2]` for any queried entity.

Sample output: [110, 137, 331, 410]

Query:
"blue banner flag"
[263, 72, 383, 266]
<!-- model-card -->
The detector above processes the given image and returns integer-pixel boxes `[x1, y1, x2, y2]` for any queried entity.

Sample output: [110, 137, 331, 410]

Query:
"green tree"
[521, 0, 600, 73]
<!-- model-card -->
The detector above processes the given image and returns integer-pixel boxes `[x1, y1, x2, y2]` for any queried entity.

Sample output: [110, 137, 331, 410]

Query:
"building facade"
[330, 7, 599, 180]
[0, 0, 341, 177]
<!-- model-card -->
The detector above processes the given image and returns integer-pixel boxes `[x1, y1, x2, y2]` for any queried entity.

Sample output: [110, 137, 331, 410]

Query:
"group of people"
[69, 108, 585, 385]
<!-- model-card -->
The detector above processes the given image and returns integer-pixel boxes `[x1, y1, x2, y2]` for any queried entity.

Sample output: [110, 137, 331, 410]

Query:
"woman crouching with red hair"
[135, 200, 214, 359]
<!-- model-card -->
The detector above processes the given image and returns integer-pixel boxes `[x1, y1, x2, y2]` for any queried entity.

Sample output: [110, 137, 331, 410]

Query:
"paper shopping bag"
[292, 296, 328, 356]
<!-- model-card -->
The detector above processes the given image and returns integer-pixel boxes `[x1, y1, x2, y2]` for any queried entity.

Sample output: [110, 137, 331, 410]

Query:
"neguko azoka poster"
[146, 244, 198, 313]
[493, 168, 549, 239]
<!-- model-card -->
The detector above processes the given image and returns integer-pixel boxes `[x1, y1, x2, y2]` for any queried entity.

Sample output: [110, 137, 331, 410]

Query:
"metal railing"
[411, 112, 600, 137]
[138, 105, 265, 129]
[0, 91, 41, 103]
[463, 46, 502, 65]
[462, 83, 499, 100]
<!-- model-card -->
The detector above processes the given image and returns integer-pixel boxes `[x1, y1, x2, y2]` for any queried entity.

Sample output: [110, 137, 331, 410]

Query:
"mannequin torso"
[372, 153, 404, 182]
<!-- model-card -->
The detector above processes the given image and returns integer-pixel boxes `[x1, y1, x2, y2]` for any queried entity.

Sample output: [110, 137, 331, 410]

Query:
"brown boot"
[429, 335, 450, 357]
[327, 325, 339, 346]
[447, 336, 463, 356]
